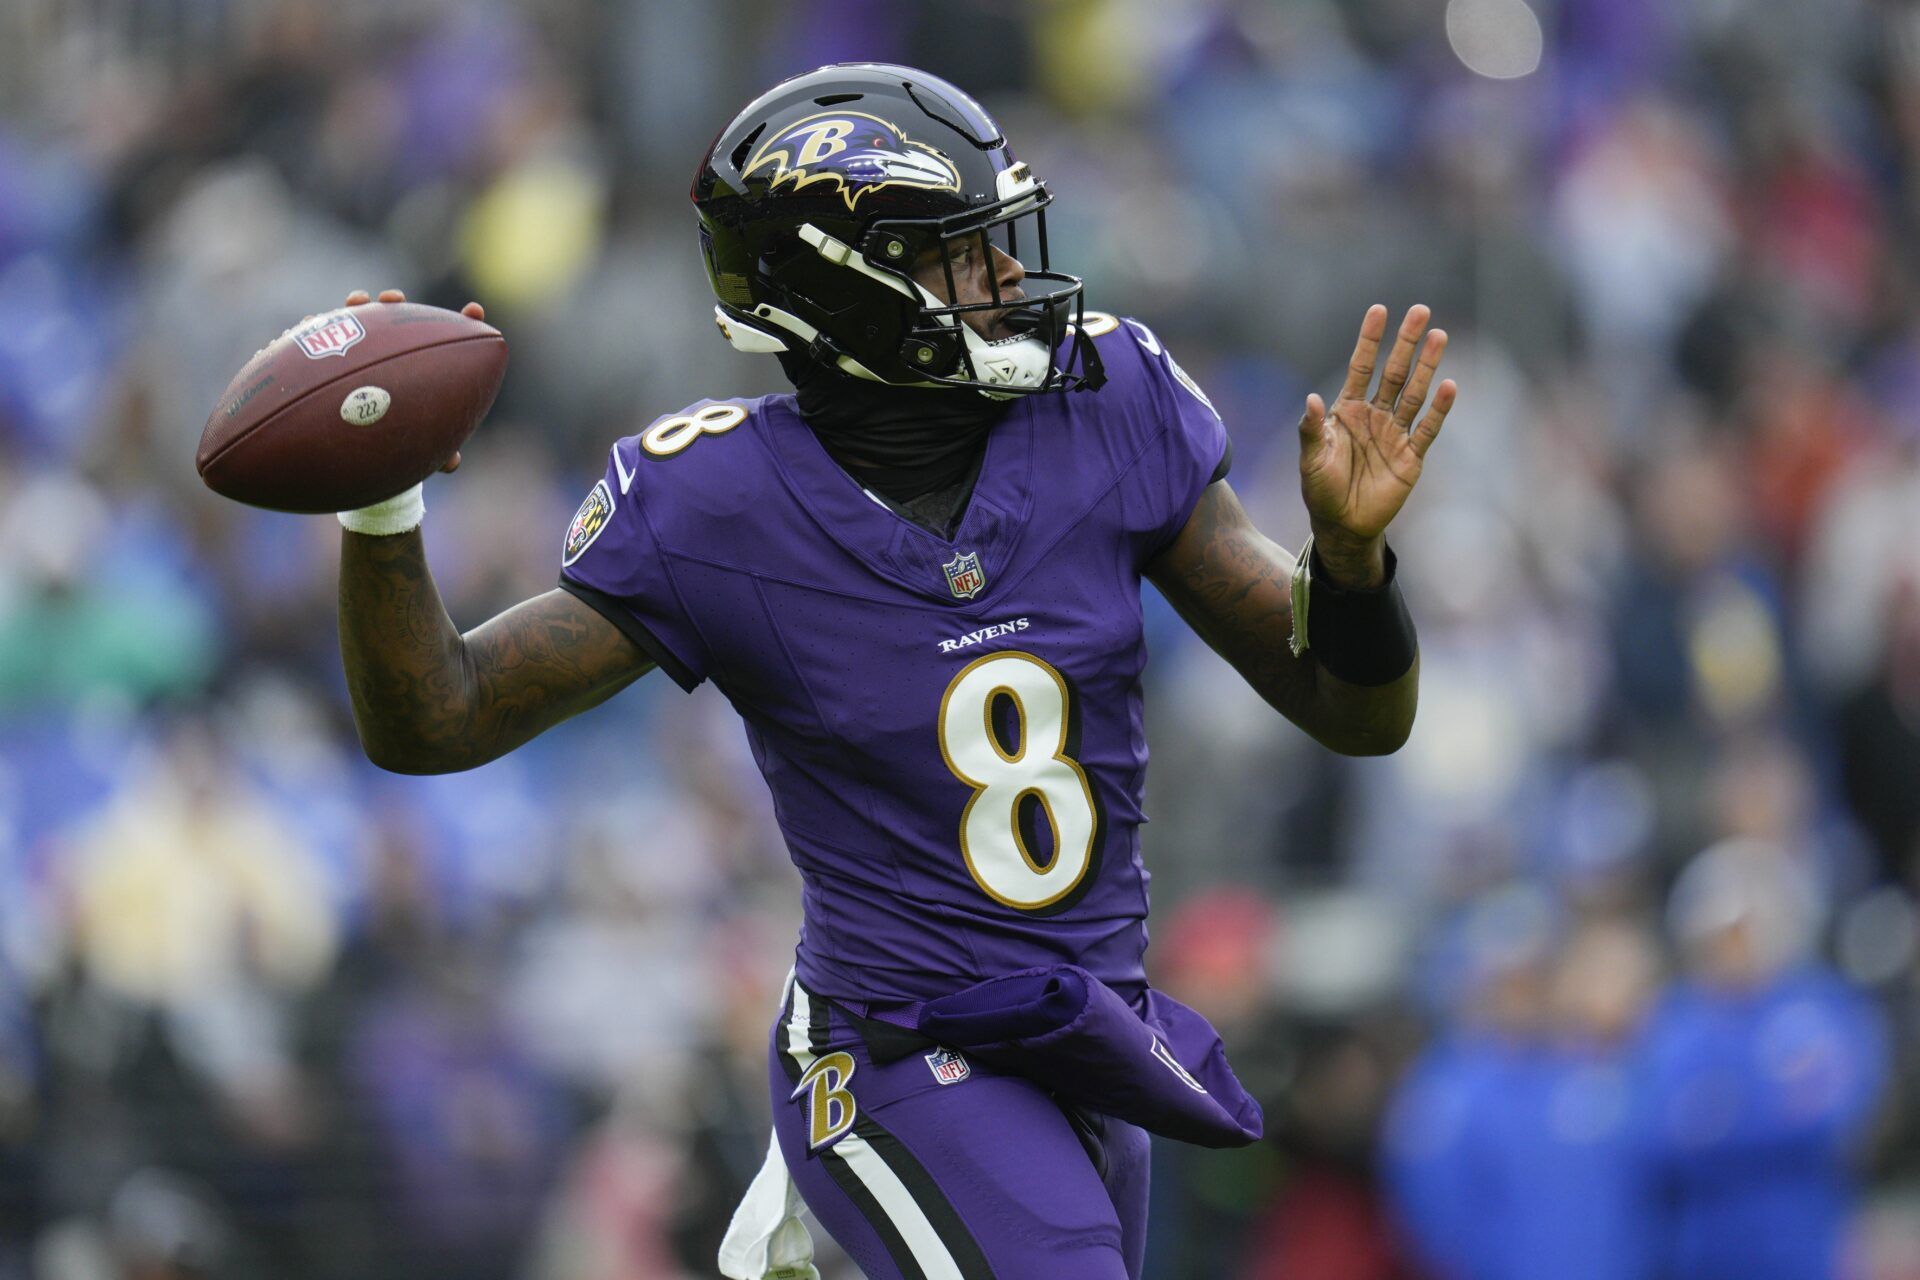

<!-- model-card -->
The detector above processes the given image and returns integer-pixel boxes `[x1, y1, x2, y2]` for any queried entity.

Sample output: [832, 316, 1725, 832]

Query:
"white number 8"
[640, 403, 747, 458]
[938, 651, 1097, 910]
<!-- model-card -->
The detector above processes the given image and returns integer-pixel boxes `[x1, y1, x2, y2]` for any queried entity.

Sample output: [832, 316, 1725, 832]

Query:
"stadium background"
[1, 0, 1918, 1276]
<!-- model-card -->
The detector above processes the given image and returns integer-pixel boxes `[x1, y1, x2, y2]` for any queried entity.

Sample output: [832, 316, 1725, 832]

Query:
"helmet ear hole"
[859, 227, 931, 271]
[904, 325, 964, 376]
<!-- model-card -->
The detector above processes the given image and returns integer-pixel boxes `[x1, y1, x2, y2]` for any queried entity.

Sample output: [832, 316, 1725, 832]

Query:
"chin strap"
[966, 328, 1052, 399]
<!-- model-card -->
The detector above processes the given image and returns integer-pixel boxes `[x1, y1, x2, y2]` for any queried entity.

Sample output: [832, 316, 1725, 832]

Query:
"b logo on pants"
[794, 1051, 857, 1149]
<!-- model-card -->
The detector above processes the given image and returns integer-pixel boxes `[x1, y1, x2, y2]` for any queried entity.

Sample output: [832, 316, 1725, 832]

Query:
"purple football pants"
[770, 976, 1151, 1280]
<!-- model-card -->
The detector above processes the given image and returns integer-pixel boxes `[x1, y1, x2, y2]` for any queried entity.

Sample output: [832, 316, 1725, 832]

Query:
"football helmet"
[692, 63, 1103, 397]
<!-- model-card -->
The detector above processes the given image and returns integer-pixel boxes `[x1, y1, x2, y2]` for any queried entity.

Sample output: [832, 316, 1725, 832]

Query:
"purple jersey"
[559, 316, 1227, 1005]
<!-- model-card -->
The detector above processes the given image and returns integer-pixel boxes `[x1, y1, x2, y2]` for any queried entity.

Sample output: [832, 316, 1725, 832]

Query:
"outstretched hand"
[1298, 304, 1456, 586]
[343, 288, 485, 474]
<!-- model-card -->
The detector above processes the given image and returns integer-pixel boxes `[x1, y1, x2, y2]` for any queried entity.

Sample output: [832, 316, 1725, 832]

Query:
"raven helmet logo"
[943, 551, 985, 600]
[744, 111, 962, 212]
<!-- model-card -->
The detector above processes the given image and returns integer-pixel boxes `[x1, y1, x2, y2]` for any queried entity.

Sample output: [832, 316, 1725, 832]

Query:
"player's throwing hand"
[1297, 303, 1456, 558]
[342, 288, 484, 474]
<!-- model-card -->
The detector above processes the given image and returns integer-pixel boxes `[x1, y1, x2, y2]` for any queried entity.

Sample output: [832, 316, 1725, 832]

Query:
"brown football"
[196, 302, 508, 513]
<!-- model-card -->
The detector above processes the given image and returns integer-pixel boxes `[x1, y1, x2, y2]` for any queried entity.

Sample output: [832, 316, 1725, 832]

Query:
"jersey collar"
[760, 395, 1035, 607]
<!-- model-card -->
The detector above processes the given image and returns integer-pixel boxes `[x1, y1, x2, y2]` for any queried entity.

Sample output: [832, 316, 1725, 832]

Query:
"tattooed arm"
[1145, 303, 1454, 755]
[339, 529, 654, 774]
[1145, 481, 1417, 756]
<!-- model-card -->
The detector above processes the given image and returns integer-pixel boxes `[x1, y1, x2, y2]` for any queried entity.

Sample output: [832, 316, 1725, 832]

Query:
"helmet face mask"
[693, 64, 1105, 397]
[867, 179, 1095, 397]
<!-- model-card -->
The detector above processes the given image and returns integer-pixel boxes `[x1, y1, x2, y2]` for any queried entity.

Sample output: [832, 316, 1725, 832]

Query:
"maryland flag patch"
[562, 480, 614, 566]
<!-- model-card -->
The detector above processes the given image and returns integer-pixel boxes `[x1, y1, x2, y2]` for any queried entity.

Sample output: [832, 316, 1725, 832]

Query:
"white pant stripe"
[782, 976, 967, 1280]
[832, 1130, 966, 1280]
[786, 971, 811, 1064]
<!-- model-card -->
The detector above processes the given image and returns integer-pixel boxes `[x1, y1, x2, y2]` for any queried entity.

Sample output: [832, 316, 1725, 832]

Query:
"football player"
[333, 64, 1453, 1280]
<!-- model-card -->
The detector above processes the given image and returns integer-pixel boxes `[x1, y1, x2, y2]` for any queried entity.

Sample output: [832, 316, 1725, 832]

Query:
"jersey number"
[640, 403, 747, 458]
[938, 651, 1097, 911]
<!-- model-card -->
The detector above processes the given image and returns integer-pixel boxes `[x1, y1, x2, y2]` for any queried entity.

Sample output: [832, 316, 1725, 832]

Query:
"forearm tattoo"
[1146, 483, 1416, 755]
[338, 531, 651, 771]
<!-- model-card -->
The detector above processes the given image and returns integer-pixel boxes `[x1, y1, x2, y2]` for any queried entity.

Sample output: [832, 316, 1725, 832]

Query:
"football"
[196, 302, 508, 513]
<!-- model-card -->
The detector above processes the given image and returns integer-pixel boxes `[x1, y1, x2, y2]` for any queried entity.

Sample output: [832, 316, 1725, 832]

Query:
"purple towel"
[917, 965, 1264, 1149]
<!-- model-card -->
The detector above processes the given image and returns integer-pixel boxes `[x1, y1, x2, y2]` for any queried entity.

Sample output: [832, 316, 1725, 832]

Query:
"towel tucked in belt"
[915, 964, 1263, 1149]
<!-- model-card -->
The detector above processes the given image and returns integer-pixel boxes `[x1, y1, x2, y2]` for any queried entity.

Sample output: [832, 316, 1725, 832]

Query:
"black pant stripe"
[806, 985, 997, 1280]
[821, 1143, 929, 1280]
[775, 979, 802, 1086]
[851, 1114, 997, 1280]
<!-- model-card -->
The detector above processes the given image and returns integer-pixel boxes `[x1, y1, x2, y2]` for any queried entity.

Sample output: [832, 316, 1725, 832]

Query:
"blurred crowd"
[3, 0, 1920, 1276]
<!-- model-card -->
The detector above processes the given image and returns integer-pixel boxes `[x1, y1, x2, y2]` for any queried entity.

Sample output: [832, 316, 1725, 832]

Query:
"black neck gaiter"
[786, 354, 1011, 502]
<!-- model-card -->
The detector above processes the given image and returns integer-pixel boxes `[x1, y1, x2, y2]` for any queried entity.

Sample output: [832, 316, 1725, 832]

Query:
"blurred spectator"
[35, 1169, 235, 1280]
[0, 474, 216, 708]
[1388, 911, 1667, 1280]
[1383, 887, 1557, 1280]
[1838, 577, 1920, 882]
[62, 722, 335, 1013]
[346, 938, 567, 1280]
[526, 1090, 692, 1280]
[1240, 1020, 1416, 1280]
[1476, 918, 1661, 1280]
[105, 1168, 233, 1280]
[1643, 839, 1889, 1280]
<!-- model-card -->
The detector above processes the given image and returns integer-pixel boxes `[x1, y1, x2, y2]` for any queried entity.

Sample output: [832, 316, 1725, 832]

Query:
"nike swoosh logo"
[1151, 1036, 1208, 1094]
[612, 441, 636, 494]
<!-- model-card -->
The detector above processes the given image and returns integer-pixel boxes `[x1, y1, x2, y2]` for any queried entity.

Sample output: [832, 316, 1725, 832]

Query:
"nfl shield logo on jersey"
[294, 311, 367, 360]
[943, 551, 985, 600]
[924, 1047, 971, 1085]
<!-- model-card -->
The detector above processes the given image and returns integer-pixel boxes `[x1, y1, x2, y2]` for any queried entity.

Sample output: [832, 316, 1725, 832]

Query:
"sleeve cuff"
[557, 576, 703, 692]
[1208, 435, 1233, 485]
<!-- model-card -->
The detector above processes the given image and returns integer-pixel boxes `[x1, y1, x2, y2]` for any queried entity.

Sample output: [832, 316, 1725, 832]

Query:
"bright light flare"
[1445, 0, 1544, 80]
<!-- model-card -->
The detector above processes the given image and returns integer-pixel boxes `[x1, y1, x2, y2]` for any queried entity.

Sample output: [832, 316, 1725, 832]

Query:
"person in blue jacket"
[1383, 1018, 1516, 1280]
[1642, 838, 1888, 1280]
[1386, 908, 1663, 1280]
[1483, 918, 1662, 1280]
[1382, 888, 1551, 1280]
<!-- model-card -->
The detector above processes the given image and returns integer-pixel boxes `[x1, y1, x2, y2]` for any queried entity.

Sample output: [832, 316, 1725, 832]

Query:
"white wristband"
[337, 482, 424, 536]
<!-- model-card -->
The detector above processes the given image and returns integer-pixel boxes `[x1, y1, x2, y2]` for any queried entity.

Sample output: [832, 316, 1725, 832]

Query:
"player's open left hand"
[1298, 303, 1456, 550]
[343, 288, 485, 474]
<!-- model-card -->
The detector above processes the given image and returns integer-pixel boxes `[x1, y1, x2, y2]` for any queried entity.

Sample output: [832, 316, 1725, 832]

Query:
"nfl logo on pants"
[943, 551, 985, 600]
[925, 1047, 970, 1085]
